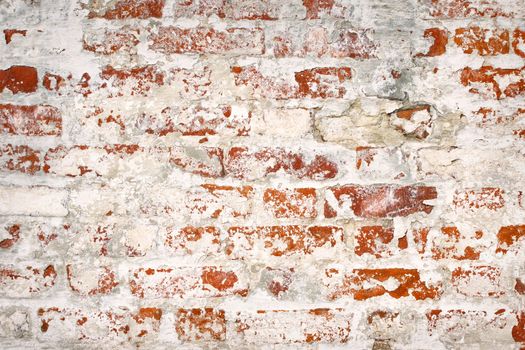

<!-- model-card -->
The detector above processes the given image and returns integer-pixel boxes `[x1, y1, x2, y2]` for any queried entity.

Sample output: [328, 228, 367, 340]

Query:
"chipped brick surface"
[0, 0, 524, 348]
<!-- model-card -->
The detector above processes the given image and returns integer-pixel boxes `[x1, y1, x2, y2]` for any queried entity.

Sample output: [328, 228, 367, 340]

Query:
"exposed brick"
[325, 185, 437, 218]
[83, 28, 140, 55]
[231, 65, 352, 99]
[452, 187, 505, 210]
[231, 309, 352, 344]
[263, 188, 317, 218]
[427, 309, 514, 343]
[87, 0, 164, 19]
[129, 266, 248, 299]
[325, 267, 442, 300]
[100, 65, 165, 97]
[0, 66, 38, 94]
[496, 225, 525, 254]
[416, 28, 448, 57]
[0, 264, 57, 297]
[451, 266, 505, 297]
[0, 104, 61, 136]
[3, 29, 27, 44]
[149, 27, 265, 55]
[225, 147, 338, 180]
[226, 225, 343, 259]
[139, 104, 251, 137]
[66, 264, 119, 296]
[454, 27, 510, 56]
[460, 65, 525, 99]
[176, 308, 226, 341]
[430, 226, 485, 260]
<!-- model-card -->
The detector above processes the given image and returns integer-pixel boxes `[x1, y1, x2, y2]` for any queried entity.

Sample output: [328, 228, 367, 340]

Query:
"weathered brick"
[451, 266, 505, 297]
[129, 266, 249, 299]
[87, 0, 164, 19]
[66, 264, 119, 296]
[231, 309, 352, 344]
[452, 187, 505, 210]
[0, 104, 61, 136]
[225, 147, 338, 180]
[325, 185, 437, 218]
[175, 308, 226, 342]
[496, 225, 525, 254]
[231, 65, 352, 99]
[226, 225, 343, 259]
[460, 65, 525, 99]
[0, 264, 57, 297]
[324, 267, 442, 300]
[263, 188, 317, 218]
[149, 27, 265, 55]
[0, 186, 68, 217]
[0, 66, 38, 94]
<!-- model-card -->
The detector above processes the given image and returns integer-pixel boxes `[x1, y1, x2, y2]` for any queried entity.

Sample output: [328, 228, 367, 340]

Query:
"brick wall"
[1, 0, 525, 348]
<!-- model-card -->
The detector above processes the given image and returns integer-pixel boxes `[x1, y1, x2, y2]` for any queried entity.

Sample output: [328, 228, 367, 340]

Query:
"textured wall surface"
[0, 0, 525, 349]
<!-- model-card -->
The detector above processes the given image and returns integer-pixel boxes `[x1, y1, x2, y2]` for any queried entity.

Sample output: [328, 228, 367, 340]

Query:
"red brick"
[275, 28, 377, 59]
[263, 188, 317, 218]
[0, 144, 42, 174]
[416, 28, 448, 57]
[164, 225, 221, 255]
[225, 147, 338, 180]
[149, 26, 264, 55]
[263, 267, 294, 297]
[0, 264, 57, 297]
[325, 185, 437, 218]
[169, 146, 224, 178]
[139, 105, 251, 137]
[83, 28, 140, 55]
[303, 0, 337, 19]
[42, 73, 66, 92]
[66, 264, 119, 296]
[42, 145, 223, 178]
[231, 65, 352, 99]
[496, 225, 525, 254]
[38, 307, 162, 343]
[0, 66, 38, 94]
[331, 29, 377, 58]
[232, 309, 352, 344]
[391, 105, 434, 139]
[129, 266, 248, 299]
[171, 67, 212, 99]
[451, 266, 505, 297]
[452, 187, 504, 210]
[100, 65, 164, 97]
[0, 104, 61, 136]
[175, 308, 225, 342]
[3, 29, 26, 44]
[186, 184, 253, 218]
[513, 29, 525, 57]
[87, 0, 164, 19]
[460, 65, 525, 99]
[226, 225, 343, 259]
[430, 227, 485, 260]
[0, 223, 20, 249]
[355, 225, 403, 258]
[454, 27, 510, 55]
[428, 0, 517, 18]
[173, 0, 279, 20]
[427, 309, 513, 342]
[141, 184, 254, 218]
[325, 267, 442, 300]
[514, 312, 525, 342]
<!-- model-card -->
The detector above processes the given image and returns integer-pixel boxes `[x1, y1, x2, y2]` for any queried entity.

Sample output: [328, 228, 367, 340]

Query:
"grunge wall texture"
[0, 0, 525, 349]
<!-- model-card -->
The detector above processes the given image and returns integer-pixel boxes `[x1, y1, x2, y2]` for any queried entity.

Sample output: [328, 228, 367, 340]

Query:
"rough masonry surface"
[0, 0, 525, 349]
